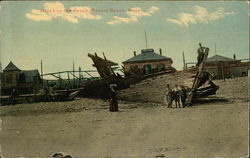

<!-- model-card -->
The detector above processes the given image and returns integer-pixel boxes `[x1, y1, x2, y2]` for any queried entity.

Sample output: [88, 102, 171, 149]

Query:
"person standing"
[173, 84, 181, 108]
[197, 43, 204, 66]
[10, 89, 18, 104]
[44, 87, 50, 101]
[179, 85, 187, 108]
[165, 84, 173, 108]
[109, 84, 118, 112]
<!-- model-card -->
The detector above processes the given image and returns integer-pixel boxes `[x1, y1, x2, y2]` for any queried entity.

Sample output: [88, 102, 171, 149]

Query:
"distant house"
[123, 48, 175, 75]
[204, 55, 249, 79]
[1, 61, 41, 95]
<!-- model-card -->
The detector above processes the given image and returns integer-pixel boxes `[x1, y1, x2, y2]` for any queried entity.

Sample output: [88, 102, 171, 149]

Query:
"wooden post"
[73, 61, 75, 87]
[144, 31, 148, 48]
[67, 72, 70, 88]
[182, 52, 186, 70]
[221, 62, 225, 81]
[79, 67, 81, 87]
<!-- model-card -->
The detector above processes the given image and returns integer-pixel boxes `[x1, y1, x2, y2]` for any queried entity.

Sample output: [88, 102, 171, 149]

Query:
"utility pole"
[144, 31, 148, 48]
[67, 72, 70, 86]
[182, 52, 186, 70]
[73, 61, 75, 87]
[215, 43, 218, 64]
[215, 43, 217, 56]
[79, 66, 81, 87]
[41, 60, 43, 87]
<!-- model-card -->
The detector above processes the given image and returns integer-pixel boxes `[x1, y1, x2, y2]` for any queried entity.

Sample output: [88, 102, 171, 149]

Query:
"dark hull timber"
[78, 75, 132, 98]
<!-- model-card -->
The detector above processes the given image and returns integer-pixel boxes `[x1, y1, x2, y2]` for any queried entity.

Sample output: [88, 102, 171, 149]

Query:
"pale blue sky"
[0, 1, 249, 77]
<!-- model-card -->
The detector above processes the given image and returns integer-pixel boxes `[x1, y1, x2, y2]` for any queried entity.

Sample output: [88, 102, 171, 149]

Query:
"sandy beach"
[0, 77, 248, 158]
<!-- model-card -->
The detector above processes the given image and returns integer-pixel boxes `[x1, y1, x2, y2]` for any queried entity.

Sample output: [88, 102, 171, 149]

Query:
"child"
[165, 84, 173, 108]
[173, 84, 180, 108]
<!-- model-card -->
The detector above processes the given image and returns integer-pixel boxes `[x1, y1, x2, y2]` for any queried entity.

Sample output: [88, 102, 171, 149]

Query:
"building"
[204, 55, 249, 79]
[1, 61, 41, 95]
[123, 48, 175, 75]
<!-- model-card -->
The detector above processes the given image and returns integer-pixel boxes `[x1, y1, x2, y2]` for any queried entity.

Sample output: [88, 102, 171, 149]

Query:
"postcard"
[0, 1, 249, 158]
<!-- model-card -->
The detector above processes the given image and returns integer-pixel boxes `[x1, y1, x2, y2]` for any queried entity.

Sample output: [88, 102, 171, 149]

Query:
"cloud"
[107, 6, 160, 25]
[25, 2, 102, 23]
[167, 6, 235, 27]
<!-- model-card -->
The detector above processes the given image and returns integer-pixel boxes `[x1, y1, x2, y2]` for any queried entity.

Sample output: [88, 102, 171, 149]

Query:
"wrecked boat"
[78, 53, 131, 98]
[78, 51, 177, 98]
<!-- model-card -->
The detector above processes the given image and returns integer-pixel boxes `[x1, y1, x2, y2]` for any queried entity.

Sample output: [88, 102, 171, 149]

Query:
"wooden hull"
[78, 76, 130, 98]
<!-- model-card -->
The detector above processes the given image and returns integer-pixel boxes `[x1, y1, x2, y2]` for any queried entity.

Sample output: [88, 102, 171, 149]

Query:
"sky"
[0, 1, 249, 78]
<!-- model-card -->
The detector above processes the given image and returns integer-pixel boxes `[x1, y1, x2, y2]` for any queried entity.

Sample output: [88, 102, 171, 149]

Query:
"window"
[143, 64, 152, 74]
[130, 65, 139, 73]
[6, 74, 13, 84]
[157, 64, 165, 71]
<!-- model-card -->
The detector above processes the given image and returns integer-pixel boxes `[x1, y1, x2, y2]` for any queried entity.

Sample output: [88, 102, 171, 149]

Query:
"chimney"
[159, 48, 162, 56]
[233, 54, 236, 60]
[133, 51, 136, 57]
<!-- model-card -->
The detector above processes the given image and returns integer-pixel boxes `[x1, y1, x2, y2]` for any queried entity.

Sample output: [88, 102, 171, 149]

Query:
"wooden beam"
[50, 74, 62, 80]
[102, 52, 107, 61]
[69, 72, 79, 79]
[84, 71, 93, 77]
[221, 62, 225, 81]
[41, 70, 97, 76]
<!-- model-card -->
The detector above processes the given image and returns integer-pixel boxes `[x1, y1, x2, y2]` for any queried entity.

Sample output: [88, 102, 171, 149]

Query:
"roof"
[206, 55, 237, 62]
[3, 61, 21, 71]
[22, 70, 40, 82]
[123, 49, 172, 63]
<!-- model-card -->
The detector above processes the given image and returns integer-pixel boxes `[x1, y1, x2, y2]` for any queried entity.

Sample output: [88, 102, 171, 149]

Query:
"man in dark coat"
[109, 84, 118, 112]
[179, 85, 187, 108]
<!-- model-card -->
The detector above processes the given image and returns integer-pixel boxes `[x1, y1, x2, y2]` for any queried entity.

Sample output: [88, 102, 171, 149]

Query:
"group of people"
[165, 84, 187, 108]
[109, 83, 188, 112]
